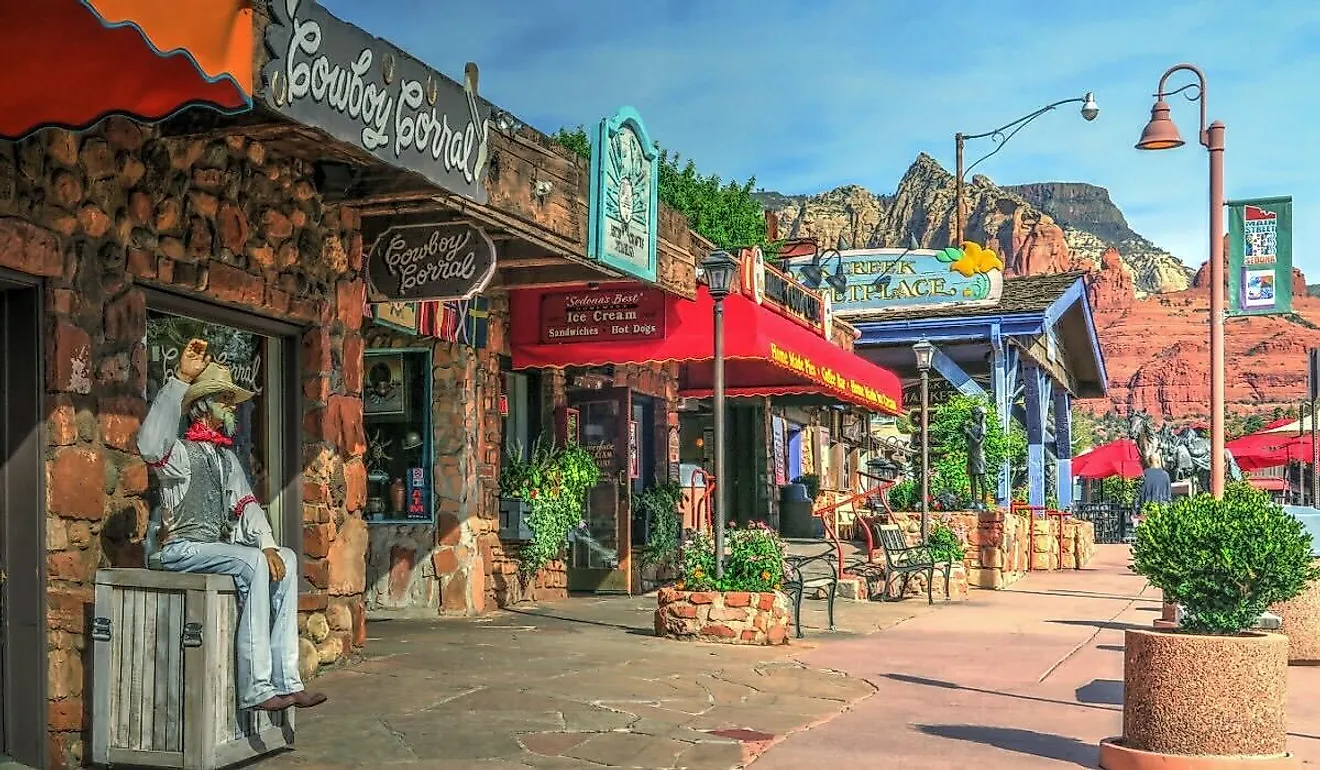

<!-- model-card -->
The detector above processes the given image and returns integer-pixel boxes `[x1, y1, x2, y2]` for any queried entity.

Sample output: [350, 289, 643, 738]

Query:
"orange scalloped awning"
[0, 0, 253, 140]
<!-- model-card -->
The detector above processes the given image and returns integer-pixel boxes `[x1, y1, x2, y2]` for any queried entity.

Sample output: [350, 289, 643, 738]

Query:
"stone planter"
[654, 588, 790, 645]
[1099, 628, 1295, 768]
[1269, 561, 1320, 665]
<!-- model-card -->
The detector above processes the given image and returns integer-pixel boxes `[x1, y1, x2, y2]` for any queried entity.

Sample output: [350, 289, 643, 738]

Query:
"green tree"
[927, 394, 1026, 508]
[1070, 409, 1098, 455]
[551, 125, 770, 251]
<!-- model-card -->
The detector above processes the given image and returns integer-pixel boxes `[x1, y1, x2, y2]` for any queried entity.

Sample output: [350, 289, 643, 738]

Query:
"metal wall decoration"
[588, 107, 659, 283]
[262, 0, 492, 203]
[367, 220, 496, 302]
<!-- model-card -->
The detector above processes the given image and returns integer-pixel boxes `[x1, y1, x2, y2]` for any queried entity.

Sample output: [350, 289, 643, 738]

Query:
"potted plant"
[498, 438, 601, 577]
[655, 522, 792, 645]
[635, 481, 684, 591]
[1100, 482, 1320, 768]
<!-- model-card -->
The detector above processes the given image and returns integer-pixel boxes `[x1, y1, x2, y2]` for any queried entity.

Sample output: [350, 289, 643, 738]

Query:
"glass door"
[567, 387, 633, 593]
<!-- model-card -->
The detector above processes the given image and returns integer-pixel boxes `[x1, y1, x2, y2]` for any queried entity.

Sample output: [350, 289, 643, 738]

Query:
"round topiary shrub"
[1132, 482, 1320, 635]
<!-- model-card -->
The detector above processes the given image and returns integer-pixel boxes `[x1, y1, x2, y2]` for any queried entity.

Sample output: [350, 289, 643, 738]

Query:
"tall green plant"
[927, 395, 1025, 508]
[551, 125, 770, 251]
[499, 437, 602, 576]
[636, 481, 684, 569]
[1132, 482, 1320, 635]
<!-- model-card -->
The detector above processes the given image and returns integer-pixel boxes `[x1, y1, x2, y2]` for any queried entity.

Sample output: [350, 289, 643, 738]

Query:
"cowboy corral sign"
[367, 221, 496, 302]
[588, 107, 659, 283]
[262, 0, 491, 203]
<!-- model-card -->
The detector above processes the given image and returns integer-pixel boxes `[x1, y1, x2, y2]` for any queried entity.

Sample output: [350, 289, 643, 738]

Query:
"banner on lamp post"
[1227, 195, 1293, 316]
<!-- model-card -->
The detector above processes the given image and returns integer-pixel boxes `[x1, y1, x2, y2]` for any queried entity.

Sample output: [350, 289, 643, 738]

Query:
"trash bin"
[779, 483, 821, 538]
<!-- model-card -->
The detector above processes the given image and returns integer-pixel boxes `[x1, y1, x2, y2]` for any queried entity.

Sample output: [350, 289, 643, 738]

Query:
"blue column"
[1023, 361, 1053, 509]
[1054, 389, 1073, 509]
[992, 331, 1020, 506]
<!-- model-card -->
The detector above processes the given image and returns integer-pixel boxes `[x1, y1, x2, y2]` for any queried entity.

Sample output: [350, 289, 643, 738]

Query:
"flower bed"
[655, 587, 790, 645]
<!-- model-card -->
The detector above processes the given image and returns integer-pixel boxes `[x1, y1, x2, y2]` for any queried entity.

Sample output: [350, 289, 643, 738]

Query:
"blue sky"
[322, 0, 1320, 278]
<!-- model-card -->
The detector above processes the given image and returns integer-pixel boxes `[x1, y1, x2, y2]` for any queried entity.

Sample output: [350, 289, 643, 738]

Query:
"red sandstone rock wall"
[0, 120, 365, 768]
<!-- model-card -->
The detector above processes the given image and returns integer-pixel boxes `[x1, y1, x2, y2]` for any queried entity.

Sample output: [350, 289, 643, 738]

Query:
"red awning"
[1228, 431, 1313, 472]
[510, 285, 902, 414]
[1247, 476, 1289, 492]
[0, 0, 253, 140]
[1073, 439, 1143, 480]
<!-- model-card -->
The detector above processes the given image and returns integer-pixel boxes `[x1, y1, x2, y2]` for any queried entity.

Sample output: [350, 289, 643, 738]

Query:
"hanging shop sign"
[367, 221, 496, 302]
[538, 286, 667, 344]
[1228, 196, 1293, 316]
[740, 249, 829, 334]
[771, 415, 788, 487]
[588, 107, 659, 283]
[262, 0, 492, 203]
[785, 243, 1004, 317]
[629, 420, 640, 479]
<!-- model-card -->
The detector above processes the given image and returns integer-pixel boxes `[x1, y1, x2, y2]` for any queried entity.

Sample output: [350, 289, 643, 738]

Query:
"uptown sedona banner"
[1228, 196, 1293, 316]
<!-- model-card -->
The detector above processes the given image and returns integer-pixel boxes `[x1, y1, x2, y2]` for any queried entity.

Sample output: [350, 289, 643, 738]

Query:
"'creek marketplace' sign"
[262, 0, 492, 203]
[367, 221, 496, 302]
[785, 244, 1005, 317]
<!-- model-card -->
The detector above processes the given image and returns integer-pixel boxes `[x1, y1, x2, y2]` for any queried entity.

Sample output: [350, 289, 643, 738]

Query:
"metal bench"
[876, 524, 953, 605]
[782, 540, 839, 638]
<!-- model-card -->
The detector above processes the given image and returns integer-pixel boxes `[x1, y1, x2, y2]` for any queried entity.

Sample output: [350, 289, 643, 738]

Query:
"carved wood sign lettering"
[262, 0, 492, 203]
[366, 221, 496, 302]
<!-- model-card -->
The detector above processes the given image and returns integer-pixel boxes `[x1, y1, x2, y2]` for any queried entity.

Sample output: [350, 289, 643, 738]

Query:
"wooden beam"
[490, 265, 610, 290]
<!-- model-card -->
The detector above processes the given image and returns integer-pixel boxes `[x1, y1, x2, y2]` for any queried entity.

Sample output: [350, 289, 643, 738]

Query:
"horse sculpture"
[1128, 411, 1163, 470]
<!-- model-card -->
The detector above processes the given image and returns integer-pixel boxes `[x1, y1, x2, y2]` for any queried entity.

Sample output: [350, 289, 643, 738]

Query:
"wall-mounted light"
[534, 179, 554, 199]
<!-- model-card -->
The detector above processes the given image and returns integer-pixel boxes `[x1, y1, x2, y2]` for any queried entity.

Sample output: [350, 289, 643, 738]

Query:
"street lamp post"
[954, 93, 1099, 244]
[913, 339, 936, 540]
[1135, 64, 1225, 498]
[701, 249, 739, 578]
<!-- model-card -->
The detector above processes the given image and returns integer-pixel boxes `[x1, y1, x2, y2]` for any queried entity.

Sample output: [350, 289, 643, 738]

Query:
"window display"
[363, 349, 432, 524]
[145, 309, 289, 542]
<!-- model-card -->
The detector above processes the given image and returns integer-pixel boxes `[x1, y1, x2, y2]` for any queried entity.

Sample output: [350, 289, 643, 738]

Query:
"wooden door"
[567, 388, 633, 593]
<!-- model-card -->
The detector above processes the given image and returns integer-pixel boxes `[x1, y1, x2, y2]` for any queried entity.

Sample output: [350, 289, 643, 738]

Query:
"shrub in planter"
[1100, 482, 1320, 767]
[655, 523, 791, 645]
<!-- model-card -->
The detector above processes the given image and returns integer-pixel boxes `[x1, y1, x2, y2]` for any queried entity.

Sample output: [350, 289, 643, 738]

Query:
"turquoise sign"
[785, 244, 1005, 317]
[588, 107, 659, 283]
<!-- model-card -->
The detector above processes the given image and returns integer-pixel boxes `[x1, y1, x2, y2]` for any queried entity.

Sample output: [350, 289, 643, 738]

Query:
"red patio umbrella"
[1073, 439, 1143, 480]
[1228, 431, 1312, 472]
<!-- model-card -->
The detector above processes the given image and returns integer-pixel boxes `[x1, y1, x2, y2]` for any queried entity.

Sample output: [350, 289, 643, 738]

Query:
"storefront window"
[500, 366, 541, 462]
[363, 349, 433, 524]
[145, 309, 289, 542]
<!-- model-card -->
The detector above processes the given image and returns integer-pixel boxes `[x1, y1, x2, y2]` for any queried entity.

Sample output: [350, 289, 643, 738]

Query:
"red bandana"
[184, 421, 234, 447]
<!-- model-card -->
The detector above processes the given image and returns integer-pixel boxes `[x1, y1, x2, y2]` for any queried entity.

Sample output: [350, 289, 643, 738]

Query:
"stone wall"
[655, 588, 790, 645]
[0, 119, 366, 768]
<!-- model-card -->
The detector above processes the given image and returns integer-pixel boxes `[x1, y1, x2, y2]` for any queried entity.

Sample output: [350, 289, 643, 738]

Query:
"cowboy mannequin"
[137, 338, 326, 712]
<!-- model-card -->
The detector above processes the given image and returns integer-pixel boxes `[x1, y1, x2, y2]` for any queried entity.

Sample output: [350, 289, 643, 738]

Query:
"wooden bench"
[781, 540, 839, 638]
[875, 524, 954, 605]
[91, 568, 294, 770]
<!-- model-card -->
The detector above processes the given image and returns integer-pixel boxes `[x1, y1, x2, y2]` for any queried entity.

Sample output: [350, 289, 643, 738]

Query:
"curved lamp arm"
[960, 96, 1091, 180]
[1154, 63, 1208, 147]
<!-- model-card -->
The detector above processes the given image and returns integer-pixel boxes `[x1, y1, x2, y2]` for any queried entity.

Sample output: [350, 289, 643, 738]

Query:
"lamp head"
[912, 338, 936, 372]
[799, 263, 824, 289]
[907, 232, 920, 251]
[1080, 92, 1099, 122]
[1135, 100, 1185, 150]
[700, 250, 739, 299]
[825, 264, 848, 294]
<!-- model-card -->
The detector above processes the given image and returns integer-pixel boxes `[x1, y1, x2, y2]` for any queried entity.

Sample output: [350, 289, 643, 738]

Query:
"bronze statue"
[965, 404, 989, 510]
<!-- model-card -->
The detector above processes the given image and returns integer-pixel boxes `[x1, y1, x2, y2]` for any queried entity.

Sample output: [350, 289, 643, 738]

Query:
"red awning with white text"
[509, 284, 902, 414]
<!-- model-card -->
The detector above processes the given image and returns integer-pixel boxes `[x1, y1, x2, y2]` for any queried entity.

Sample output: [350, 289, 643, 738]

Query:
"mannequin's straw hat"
[183, 362, 254, 409]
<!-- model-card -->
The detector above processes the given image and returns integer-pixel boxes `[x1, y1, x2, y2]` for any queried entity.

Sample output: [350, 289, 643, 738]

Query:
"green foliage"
[1096, 476, 1140, 506]
[678, 522, 786, 593]
[792, 474, 820, 501]
[499, 437, 602, 576]
[551, 125, 770, 251]
[636, 481, 684, 569]
[926, 523, 966, 563]
[928, 394, 1025, 508]
[1132, 481, 1320, 635]
[887, 478, 918, 511]
[1070, 409, 1099, 455]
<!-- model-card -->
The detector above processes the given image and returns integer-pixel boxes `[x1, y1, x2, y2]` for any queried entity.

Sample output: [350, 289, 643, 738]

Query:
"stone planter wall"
[1270, 560, 1320, 664]
[655, 588, 790, 645]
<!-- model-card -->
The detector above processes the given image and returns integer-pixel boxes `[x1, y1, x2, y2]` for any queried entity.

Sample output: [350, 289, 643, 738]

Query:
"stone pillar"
[1054, 390, 1073, 509]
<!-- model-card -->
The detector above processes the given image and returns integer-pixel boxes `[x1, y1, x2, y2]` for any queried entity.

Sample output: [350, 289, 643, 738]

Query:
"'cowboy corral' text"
[382, 229, 477, 292]
[280, 1, 487, 187]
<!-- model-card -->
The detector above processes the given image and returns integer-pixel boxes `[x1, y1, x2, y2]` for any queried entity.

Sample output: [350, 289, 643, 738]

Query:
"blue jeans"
[157, 541, 302, 708]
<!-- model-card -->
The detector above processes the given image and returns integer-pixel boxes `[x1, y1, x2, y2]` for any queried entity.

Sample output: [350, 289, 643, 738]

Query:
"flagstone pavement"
[259, 546, 1320, 768]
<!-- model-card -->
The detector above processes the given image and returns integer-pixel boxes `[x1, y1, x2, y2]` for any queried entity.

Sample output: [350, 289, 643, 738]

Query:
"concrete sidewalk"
[751, 544, 1320, 768]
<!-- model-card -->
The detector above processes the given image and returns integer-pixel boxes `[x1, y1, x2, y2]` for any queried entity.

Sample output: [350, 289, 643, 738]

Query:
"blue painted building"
[847, 270, 1108, 508]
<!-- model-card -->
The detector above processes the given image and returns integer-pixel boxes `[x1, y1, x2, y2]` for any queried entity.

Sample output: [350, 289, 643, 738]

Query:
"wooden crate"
[91, 568, 294, 769]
